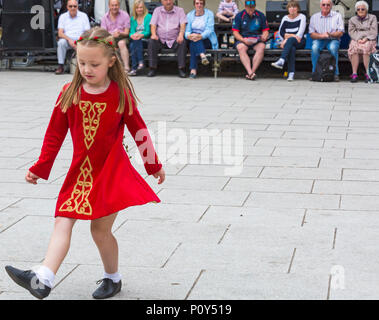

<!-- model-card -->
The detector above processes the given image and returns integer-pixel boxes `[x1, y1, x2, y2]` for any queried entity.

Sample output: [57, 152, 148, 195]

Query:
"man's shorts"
[234, 38, 263, 49]
[114, 36, 129, 47]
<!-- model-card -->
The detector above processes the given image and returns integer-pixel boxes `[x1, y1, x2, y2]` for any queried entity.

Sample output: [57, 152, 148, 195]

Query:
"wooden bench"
[144, 47, 349, 78]
[207, 48, 349, 78]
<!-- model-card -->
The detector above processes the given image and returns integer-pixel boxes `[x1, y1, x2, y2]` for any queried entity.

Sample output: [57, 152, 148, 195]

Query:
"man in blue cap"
[232, 0, 269, 80]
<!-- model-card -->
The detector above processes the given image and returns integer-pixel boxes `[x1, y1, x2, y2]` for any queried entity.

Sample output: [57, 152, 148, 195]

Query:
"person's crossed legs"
[237, 41, 265, 79]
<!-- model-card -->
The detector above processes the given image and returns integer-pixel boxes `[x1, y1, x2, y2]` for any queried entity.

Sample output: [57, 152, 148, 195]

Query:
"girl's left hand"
[153, 168, 166, 185]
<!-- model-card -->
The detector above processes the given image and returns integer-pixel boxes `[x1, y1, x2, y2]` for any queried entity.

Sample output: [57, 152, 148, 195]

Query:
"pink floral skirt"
[348, 40, 377, 58]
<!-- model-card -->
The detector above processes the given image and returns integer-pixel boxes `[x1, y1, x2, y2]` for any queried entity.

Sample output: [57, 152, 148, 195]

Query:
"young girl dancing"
[5, 27, 165, 300]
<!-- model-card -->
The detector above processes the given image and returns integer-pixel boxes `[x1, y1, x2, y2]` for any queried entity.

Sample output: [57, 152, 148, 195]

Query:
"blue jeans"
[280, 37, 306, 73]
[129, 39, 147, 70]
[189, 38, 212, 70]
[311, 39, 340, 75]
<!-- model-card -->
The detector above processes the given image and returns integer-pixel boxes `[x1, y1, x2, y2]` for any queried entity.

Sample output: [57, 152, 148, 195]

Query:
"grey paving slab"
[187, 269, 329, 300]
[1, 72, 379, 300]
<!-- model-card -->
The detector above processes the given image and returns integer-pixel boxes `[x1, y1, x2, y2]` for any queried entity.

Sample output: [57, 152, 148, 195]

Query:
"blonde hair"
[132, 0, 148, 19]
[57, 27, 138, 115]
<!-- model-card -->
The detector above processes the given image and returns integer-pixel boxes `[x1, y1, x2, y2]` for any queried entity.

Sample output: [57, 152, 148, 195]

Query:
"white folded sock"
[104, 271, 122, 283]
[35, 265, 55, 288]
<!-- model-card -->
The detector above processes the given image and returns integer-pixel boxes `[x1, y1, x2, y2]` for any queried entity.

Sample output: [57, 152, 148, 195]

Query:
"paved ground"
[0, 70, 379, 300]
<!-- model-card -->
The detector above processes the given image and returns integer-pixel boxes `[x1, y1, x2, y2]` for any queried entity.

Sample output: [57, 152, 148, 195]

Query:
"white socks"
[35, 265, 55, 288]
[104, 271, 122, 283]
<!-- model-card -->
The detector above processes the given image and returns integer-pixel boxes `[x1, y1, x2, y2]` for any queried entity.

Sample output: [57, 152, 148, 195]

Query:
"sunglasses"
[245, 1, 256, 6]
[357, 8, 366, 11]
[321, 3, 331, 6]
[68, 5, 78, 8]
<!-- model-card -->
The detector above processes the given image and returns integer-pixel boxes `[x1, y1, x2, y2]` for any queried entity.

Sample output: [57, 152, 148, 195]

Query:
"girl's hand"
[153, 168, 165, 185]
[25, 171, 40, 185]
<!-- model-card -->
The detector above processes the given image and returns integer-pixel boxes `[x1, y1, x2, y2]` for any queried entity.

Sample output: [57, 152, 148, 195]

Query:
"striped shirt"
[278, 13, 306, 40]
[309, 11, 344, 35]
[218, 0, 239, 15]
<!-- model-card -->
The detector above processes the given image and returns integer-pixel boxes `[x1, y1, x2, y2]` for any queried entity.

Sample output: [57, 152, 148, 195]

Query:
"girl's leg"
[91, 212, 119, 275]
[216, 12, 230, 22]
[42, 216, 77, 275]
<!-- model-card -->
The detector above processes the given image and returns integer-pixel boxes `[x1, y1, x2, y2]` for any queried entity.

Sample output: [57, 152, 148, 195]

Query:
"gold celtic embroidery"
[79, 101, 107, 150]
[59, 156, 93, 215]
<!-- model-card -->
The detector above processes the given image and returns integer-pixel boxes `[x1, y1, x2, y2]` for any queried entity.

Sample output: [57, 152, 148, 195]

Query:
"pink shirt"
[101, 10, 130, 34]
[150, 6, 187, 48]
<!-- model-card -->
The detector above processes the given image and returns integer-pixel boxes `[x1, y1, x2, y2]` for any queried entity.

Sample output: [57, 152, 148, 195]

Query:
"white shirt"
[309, 11, 344, 35]
[58, 11, 90, 40]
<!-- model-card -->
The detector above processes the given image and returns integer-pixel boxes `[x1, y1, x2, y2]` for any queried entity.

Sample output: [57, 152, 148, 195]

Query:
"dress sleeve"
[29, 89, 69, 180]
[123, 92, 162, 175]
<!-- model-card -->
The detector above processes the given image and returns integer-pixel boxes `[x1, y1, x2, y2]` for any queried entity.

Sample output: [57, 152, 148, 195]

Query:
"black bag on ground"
[368, 52, 379, 83]
[312, 52, 336, 82]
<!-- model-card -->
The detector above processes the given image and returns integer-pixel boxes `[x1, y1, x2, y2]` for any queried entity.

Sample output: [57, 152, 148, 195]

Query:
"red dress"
[29, 81, 162, 220]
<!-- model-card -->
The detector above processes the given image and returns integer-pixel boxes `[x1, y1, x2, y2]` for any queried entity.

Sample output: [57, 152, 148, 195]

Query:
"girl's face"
[77, 44, 116, 87]
[136, 4, 144, 16]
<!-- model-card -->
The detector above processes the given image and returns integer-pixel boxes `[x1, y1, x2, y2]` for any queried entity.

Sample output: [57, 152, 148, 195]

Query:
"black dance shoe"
[92, 278, 122, 299]
[5, 265, 51, 299]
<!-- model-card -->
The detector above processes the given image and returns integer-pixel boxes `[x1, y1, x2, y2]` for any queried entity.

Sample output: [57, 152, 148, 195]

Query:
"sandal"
[245, 72, 256, 80]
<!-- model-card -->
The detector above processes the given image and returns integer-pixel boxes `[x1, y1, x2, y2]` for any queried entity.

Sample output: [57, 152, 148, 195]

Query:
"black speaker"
[145, 1, 162, 15]
[266, 0, 309, 23]
[2, 0, 56, 49]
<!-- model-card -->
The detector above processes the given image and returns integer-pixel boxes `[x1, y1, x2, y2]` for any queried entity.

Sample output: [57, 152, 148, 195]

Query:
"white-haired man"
[309, 0, 344, 81]
[56, 0, 90, 74]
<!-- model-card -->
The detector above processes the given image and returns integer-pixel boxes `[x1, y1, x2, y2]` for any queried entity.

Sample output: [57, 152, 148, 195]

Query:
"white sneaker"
[271, 59, 284, 69]
[287, 73, 294, 81]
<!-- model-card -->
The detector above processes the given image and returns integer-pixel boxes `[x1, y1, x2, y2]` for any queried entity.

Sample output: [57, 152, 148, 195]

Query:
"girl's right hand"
[25, 171, 40, 185]
[153, 168, 166, 185]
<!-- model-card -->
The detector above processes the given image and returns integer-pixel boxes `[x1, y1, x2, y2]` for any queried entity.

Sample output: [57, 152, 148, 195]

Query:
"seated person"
[348, 0, 378, 82]
[216, 0, 239, 23]
[309, 0, 344, 82]
[185, 0, 219, 79]
[56, 0, 90, 75]
[147, 0, 187, 78]
[271, 0, 306, 81]
[128, 0, 152, 76]
[101, 0, 131, 73]
[232, 0, 269, 80]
